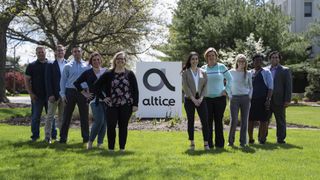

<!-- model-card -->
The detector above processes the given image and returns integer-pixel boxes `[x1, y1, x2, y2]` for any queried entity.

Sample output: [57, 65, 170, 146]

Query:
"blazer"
[94, 69, 139, 107]
[266, 65, 292, 106]
[45, 60, 67, 100]
[182, 68, 207, 99]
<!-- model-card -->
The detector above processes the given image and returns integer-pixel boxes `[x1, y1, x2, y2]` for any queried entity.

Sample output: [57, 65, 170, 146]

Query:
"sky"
[7, 0, 178, 65]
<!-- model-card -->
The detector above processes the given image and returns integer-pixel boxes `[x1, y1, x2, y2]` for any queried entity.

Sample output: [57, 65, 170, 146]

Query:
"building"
[271, 0, 320, 56]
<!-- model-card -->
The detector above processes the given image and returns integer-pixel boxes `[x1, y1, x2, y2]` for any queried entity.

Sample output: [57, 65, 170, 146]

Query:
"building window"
[305, 2, 312, 17]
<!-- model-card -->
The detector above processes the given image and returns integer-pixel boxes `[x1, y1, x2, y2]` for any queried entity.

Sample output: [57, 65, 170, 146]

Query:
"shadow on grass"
[249, 142, 303, 150]
[184, 147, 229, 156]
[229, 145, 256, 154]
[10, 140, 136, 157]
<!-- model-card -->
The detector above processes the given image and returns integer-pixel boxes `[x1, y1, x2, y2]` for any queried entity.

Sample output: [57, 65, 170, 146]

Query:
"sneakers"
[204, 145, 210, 151]
[87, 141, 93, 150]
[120, 149, 125, 152]
[189, 144, 195, 151]
[44, 138, 52, 144]
[97, 143, 103, 149]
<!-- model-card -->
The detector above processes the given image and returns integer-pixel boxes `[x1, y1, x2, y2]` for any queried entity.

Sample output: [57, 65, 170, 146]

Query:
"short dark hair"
[252, 53, 264, 61]
[268, 51, 282, 60]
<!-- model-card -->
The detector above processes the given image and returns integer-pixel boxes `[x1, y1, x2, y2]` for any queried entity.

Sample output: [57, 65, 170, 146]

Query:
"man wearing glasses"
[44, 44, 67, 143]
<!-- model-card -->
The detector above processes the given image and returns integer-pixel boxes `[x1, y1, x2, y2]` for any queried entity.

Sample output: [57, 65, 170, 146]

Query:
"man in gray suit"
[267, 51, 292, 144]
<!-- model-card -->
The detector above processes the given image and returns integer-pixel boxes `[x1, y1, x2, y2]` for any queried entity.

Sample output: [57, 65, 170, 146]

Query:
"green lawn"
[285, 106, 320, 127]
[0, 124, 319, 179]
[0, 108, 30, 121]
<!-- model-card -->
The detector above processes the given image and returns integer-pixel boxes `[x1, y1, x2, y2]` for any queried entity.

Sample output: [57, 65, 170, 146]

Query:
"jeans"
[89, 102, 107, 144]
[31, 98, 56, 140]
[228, 95, 250, 145]
[45, 98, 64, 140]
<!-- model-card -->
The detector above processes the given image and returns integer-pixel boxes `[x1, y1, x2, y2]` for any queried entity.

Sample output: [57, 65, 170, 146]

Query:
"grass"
[0, 108, 30, 121]
[285, 106, 320, 127]
[1, 104, 319, 128]
[0, 124, 319, 179]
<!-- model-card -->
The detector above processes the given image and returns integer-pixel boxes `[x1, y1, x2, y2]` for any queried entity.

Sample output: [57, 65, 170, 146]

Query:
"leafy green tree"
[159, 0, 292, 63]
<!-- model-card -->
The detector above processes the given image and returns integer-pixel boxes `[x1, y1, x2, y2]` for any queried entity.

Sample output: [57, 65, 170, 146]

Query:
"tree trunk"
[0, 21, 10, 103]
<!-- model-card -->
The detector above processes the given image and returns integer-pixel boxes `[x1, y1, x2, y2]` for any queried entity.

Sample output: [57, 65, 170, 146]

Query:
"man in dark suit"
[266, 51, 292, 144]
[44, 44, 67, 143]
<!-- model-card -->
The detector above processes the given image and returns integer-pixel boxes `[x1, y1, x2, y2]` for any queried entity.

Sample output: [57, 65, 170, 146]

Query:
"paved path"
[8, 96, 31, 104]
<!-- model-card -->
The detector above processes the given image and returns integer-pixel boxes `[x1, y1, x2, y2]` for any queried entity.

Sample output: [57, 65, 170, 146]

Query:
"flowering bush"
[5, 71, 26, 94]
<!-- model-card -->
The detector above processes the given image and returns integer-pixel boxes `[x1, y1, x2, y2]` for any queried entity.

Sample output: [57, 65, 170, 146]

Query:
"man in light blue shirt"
[59, 46, 90, 144]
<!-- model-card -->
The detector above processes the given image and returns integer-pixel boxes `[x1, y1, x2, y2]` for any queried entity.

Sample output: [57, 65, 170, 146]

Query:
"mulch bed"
[1, 103, 319, 130]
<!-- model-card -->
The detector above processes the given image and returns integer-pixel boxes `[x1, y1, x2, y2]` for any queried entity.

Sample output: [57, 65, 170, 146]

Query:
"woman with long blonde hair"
[228, 54, 252, 147]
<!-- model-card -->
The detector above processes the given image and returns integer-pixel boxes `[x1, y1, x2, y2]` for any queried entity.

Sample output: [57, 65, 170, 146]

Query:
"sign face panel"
[136, 62, 182, 118]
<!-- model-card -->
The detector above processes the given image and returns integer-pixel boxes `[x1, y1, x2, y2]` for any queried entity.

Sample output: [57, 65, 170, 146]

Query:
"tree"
[7, 0, 155, 58]
[0, 0, 27, 103]
[158, 0, 292, 62]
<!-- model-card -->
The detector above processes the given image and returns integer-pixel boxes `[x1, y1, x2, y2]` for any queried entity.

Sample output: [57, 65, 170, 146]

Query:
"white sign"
[136, 62, 182, 118]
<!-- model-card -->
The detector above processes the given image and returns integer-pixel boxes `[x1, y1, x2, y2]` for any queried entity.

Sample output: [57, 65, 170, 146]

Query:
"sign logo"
[143, 68, 175, 91]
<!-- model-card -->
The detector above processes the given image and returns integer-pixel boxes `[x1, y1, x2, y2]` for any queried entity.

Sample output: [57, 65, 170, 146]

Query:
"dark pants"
[268, 103, 286, 142]
[60, 88, 89, 143]
[106, 105, 132, 150]
[184, 98, 209, 142]
[31, 98, 56, 140]
[206, 96, 226, 148]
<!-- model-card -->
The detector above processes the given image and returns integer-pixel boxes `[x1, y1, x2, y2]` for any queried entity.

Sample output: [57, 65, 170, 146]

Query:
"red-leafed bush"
[5, 71, 26, 94]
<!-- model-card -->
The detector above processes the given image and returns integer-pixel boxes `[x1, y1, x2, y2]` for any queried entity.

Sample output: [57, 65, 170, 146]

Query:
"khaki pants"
[45, 98, 64, 139]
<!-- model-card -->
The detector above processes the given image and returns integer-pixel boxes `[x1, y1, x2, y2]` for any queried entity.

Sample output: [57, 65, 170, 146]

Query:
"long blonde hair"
[235, 54, 247, 79]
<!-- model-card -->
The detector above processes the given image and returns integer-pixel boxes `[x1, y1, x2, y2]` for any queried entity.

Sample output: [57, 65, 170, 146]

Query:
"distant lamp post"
[12, 43, 19, 95]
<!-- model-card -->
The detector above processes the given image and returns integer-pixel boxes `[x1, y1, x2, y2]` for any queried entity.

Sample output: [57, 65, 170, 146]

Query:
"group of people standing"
[25, 44, 291, 152]
[24, 45, 138, 151]
[182, 47, 292, 150]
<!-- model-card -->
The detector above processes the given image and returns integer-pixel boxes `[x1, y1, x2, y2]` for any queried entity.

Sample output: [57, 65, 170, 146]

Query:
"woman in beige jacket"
[182, 51, 210, 151]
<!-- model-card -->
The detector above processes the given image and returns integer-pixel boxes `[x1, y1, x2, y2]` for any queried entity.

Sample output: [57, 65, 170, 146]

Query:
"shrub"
[5, 71, 25, 94]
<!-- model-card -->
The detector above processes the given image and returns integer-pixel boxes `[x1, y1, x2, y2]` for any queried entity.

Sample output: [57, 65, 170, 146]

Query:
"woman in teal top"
[201, 47, 232, 148]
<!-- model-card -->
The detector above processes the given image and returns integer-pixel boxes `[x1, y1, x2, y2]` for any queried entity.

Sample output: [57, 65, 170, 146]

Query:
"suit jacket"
[182, 68, 207, 99]
[266, 65, 292, 106]
[45, 60, 67, 100]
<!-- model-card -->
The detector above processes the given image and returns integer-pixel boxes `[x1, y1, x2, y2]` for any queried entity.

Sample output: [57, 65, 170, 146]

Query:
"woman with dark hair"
[74, 52, 107, 149]
[94, 51, 139, 152]
[228, 54, 252, 147]
[182, 51, 210, 151]
[248, 54, 273, 144]
[201, 47, 232, 149]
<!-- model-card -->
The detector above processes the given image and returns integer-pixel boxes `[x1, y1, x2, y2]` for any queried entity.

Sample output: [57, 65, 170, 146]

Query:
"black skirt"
[249, 97, 269, 122]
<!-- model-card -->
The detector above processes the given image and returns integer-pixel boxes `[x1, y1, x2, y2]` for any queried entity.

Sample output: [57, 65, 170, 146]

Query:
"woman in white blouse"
[228, 54, 252, 147]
